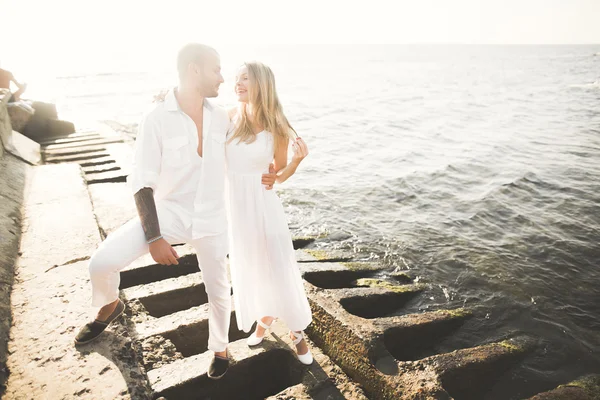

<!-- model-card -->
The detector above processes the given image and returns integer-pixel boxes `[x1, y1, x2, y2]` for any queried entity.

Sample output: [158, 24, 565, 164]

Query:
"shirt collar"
[164, 89, 180, 112]
[165, 88, 214, 113]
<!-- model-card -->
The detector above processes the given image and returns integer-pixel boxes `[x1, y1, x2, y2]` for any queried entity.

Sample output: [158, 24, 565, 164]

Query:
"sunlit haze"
[2, 0, 599, 78]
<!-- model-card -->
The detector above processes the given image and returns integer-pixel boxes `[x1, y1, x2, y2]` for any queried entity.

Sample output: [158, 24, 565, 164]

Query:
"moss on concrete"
[341, 262, 378, 271]
[305, 298, 407, 400]
[499, 340, 525, 353]
[352, 278, 419, 293]
[560, 375, 600, 398]
[293, 233, 327, 242]
[434, 308, 472, 319]
[305, 249, 330, 260]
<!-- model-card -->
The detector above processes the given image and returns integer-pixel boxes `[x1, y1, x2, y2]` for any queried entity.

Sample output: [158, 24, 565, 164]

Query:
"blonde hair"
[228, 61, 296, 149]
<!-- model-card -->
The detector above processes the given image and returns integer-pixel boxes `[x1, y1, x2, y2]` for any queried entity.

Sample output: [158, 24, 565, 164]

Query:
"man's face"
[194, 52, 224, 98]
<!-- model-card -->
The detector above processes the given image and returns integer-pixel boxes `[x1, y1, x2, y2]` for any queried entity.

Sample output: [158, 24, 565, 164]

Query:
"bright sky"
[1, 0, 599, 75]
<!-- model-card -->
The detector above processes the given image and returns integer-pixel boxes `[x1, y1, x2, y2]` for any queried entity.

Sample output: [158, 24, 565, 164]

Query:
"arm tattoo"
[134, 187, 161, 242]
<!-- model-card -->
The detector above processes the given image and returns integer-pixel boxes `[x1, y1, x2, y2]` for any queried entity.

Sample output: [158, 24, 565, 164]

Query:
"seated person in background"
[0, 67, 27, 102]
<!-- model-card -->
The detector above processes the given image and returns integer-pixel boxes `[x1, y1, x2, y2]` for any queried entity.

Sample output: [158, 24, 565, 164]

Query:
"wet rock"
[6, 103, 34, 132]
[20, 101, 74, 142]
[528, 374, 600, 400]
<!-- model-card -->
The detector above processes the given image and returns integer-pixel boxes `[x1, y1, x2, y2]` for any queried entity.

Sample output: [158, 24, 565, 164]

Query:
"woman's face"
[235, 65, 250, 103]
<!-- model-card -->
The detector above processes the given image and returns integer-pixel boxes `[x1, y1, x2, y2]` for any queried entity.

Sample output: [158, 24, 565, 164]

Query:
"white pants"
[88, 207, 230, 352]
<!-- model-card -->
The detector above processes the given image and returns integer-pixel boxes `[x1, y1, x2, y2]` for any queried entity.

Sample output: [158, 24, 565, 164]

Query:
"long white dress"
[225, 129, 312, 333]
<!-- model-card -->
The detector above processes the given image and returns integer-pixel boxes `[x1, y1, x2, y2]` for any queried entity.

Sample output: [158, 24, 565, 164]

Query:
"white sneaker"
[247, 318, 275, 346]
[290, 330, 313, 365]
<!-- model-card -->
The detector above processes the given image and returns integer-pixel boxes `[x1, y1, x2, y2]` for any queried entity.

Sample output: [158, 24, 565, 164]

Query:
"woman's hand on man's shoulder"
[153, 89, 168, 103]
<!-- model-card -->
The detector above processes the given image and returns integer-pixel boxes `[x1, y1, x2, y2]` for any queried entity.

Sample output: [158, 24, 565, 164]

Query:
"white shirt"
[127, 89, 229, 239]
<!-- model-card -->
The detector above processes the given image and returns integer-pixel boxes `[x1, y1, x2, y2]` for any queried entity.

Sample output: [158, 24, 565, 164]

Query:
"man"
[0, 67, 27, 102]
[74, 43, 277, 380]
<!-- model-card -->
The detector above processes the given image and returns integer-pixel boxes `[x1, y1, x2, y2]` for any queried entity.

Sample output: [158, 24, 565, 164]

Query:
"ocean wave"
[568, 81, 600, 89]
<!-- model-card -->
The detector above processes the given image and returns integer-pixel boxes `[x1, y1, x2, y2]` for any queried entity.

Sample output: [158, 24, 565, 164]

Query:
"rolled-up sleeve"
[127, 113, 161, 195]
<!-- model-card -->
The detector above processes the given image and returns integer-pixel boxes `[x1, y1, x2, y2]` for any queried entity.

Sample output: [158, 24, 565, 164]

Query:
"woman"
[226, 61, 313, 364]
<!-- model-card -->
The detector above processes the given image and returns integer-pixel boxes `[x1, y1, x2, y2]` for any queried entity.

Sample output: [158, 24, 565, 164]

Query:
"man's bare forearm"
[134, 187, 161, 242]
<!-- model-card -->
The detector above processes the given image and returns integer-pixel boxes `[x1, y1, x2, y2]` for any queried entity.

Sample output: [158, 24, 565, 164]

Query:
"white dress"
[225, 129, 312, 333]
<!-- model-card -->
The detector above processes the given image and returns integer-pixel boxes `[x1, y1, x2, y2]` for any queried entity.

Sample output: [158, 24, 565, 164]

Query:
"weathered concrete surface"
[5, 130, 41, 165]
[4, 163, 151, 399]
[0, 89, 12, 158]
[3, 122, 572, 399]
[528, 374, 600, 400]
[0, 91, 41, 165]
[299, 255, 536, 399]
[16, 164, 100, 273]
[109, 238, 369, 399]
[0, 88, 29, 396]
[145, 315, 369, 400]
[124, 273, 207, 319]
[0, 154, 28, 396]
[429, 336, 535, 399]
[87, 182, 136, 237]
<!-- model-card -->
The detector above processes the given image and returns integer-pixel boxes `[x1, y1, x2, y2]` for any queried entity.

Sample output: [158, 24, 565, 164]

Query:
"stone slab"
[4, 163, 151, 399]
[87, 182, 136, 237]
[5, 130, 41, 165]
[0, 154, 29, 395]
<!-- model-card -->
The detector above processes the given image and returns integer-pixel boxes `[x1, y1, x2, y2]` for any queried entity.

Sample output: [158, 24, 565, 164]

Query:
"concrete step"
[146, 317, 368, 400]
[135, 303, 246, 359]
[85, 169, 128, 185]
[40, 127, 132, 188]
[42, 144, 109, 157]
[333, 285, 424, 319]
[122, 272, 207, 318]
[299, 260, 385, 289]
[37, 124, 121, 146]
[37, 133, 104, 146]
[81, 164, 121, 175]
[79, 158, 117, 168]
[44, 150, 111, 164]
[115, 242, 367, 399]
[148, 332, 299, 399]
[374, 309, 473, 362]
[298, 248, 357, 263]
[43, 137, 124, 151]
[118, 243, 199, 287]
[428, 336, 536, 400]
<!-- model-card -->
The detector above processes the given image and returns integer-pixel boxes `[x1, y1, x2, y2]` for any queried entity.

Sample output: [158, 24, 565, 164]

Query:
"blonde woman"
[226, 62, 313, 364]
